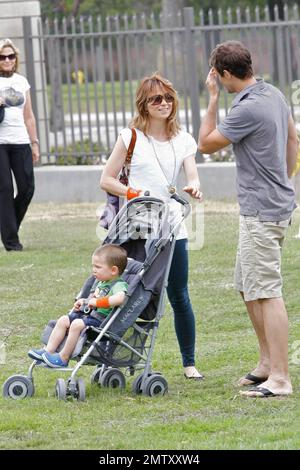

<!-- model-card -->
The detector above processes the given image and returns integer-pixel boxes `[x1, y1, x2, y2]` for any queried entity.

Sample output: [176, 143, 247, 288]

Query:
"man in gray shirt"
[199, 40, 299, 398]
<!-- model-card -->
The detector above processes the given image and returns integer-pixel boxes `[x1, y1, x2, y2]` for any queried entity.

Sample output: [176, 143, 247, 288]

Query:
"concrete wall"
[33, 163, 238, 203]
[32, 162, 300, 203]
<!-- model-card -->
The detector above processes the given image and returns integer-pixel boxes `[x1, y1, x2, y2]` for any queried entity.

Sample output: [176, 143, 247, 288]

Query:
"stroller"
[3, 193, 190, 401]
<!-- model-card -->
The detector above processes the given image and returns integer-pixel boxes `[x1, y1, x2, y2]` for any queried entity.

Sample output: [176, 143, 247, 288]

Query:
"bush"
[206, 147, 234, 162]
[50, 139, 108, 165]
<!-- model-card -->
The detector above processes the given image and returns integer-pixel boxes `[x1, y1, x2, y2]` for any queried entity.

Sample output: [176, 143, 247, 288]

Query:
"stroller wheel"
[132, 373, 145, 395]
[142, 374, 168, 397]
[76, 378, 86, 401]
[100, 368, 126, 389]
[55, 378, 67, 400]
[90, 367, 102, 385]
[3, 375, 34, 400]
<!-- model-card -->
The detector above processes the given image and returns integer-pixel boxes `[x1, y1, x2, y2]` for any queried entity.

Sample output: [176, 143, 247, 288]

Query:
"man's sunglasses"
[147, 93, 174, 106]
[0, 53, 16, 61]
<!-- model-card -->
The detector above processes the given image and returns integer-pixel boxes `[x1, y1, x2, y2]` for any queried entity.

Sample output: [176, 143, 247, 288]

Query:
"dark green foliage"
[40, 1, 300, 21]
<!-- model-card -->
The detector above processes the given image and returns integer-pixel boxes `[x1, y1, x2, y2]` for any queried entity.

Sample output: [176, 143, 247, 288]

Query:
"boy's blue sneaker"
[42, 351, 69, 368]
[28, 348, 45, 361]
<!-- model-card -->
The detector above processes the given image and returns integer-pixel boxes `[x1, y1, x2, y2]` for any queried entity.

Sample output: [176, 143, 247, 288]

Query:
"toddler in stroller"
[3, 193, 190, 401]
[28, 244, 128, 368]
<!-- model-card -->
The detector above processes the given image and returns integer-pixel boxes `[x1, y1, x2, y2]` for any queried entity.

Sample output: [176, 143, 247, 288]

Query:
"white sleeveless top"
[120, 128, 197, 239]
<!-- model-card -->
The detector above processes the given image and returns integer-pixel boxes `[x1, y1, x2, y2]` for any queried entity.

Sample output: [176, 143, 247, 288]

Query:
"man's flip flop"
[240, 387, 277, 398]
[238, 373, 268, 386]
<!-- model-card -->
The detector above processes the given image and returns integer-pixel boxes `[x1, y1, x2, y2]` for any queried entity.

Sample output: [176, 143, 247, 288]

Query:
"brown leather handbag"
[99, 128, 137, 229]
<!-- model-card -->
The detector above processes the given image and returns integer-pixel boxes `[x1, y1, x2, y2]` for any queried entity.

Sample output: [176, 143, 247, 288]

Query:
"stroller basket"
[84, 321, 154, 367]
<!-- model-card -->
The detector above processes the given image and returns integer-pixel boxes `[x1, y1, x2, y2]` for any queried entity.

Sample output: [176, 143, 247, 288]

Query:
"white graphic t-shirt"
[0, 73, 30, 144]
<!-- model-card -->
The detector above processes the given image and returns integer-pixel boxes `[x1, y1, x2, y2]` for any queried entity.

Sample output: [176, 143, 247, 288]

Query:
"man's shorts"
[234, 215, 290, 301]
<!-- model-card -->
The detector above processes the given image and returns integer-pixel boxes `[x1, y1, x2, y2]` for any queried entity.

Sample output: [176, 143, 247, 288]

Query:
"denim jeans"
[167, 238, 196, 367]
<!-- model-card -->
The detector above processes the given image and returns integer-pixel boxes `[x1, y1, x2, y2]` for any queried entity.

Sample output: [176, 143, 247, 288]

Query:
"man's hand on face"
[205, 68, 220, 99]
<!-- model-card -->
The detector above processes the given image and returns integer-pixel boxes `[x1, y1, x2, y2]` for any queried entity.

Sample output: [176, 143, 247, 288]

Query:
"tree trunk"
[161, 0, 185, 26]
[71, 0, 85, 17]
[158, 0, 185, 89]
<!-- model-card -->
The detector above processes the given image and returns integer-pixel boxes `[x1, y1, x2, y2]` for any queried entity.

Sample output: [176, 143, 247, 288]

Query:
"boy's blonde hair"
[93, 244, 127, 275]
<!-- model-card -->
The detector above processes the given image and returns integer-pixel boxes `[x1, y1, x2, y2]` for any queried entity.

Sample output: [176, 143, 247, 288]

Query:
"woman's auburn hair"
[0, 38, 20, 73]
[130, 72, 180, 139]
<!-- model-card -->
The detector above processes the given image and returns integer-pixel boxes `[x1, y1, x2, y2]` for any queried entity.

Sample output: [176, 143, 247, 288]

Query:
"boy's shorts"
[234, 215, 289, 301]
[68, 310, 105, 328]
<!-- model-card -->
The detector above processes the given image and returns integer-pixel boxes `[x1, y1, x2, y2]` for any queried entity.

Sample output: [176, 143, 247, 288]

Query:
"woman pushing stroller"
[100, 72, 204, 380]
[28, 244, 128, 368]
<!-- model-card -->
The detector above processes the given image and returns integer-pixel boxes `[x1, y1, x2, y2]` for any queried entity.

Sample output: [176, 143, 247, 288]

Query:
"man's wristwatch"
[31, 139, 39, 145]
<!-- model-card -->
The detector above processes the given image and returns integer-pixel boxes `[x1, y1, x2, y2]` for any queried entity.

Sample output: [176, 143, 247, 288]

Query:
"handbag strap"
[125, 128, 137, 165]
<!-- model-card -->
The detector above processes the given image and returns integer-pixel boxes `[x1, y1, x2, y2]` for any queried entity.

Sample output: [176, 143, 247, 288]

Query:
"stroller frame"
[3, 194, 190, 401]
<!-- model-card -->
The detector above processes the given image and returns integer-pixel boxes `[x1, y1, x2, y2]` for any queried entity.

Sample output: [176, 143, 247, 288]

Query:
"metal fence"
[23, 4, 300, 164]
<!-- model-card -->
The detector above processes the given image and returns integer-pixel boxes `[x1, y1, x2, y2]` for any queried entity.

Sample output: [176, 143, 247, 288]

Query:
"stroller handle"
[171, 193, 191, 218]
[170, 193, 189, 206]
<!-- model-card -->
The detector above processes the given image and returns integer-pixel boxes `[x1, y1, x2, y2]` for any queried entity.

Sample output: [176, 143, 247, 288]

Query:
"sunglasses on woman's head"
[0, 53, 16, 61]
[147, 93, 174, 106]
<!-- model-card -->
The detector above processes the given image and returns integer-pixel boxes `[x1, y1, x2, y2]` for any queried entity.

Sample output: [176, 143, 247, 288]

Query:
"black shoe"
[6, 243, 23, 252]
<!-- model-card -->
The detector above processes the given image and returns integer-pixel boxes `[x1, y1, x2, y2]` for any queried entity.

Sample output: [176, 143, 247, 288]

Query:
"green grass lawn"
[0, 202, 299, 450]
[56, 81, 139, 115]
[49, 81, 234, 115]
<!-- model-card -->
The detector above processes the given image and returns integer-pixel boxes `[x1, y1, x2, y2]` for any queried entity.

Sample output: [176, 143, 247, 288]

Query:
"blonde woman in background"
[0, 38, 39, 251]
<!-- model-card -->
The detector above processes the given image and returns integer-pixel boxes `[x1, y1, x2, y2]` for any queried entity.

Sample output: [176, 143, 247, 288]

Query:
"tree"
[156, 0, 185, 87]
[40, 0, 300, 20]
[40, 0, 161, 19]
[41, 0, 86, 18]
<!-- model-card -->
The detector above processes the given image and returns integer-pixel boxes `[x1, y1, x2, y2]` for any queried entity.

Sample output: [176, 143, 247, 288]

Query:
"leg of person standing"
[0, 144, 34, 251]
[10, 144, 35, 231]
[236, 216, 293, 397]
[0, 145, 21, 250]
[167, 238, 203, 380]
[234, 221, 270, 386]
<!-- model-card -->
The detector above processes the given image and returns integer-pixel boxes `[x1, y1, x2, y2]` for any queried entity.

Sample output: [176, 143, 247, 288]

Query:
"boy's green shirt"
[94, 278, 128, 316]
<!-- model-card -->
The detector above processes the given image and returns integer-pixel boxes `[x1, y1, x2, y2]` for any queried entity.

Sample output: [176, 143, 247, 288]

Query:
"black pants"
[0, 144, 34, 249]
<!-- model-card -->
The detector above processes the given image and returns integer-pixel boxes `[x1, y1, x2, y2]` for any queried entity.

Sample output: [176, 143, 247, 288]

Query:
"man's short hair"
[209, 41, 253, 79]
[93, 244, 127, 274]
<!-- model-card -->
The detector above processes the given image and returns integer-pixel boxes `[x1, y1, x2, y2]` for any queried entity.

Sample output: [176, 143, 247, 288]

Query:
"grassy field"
[0, 201, 299, 450]
[56, 81, 138, 115]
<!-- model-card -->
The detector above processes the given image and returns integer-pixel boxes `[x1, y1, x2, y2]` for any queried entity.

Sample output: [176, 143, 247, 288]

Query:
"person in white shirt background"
[0, 38, 39, 252]
[101, 72, 204, 380]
